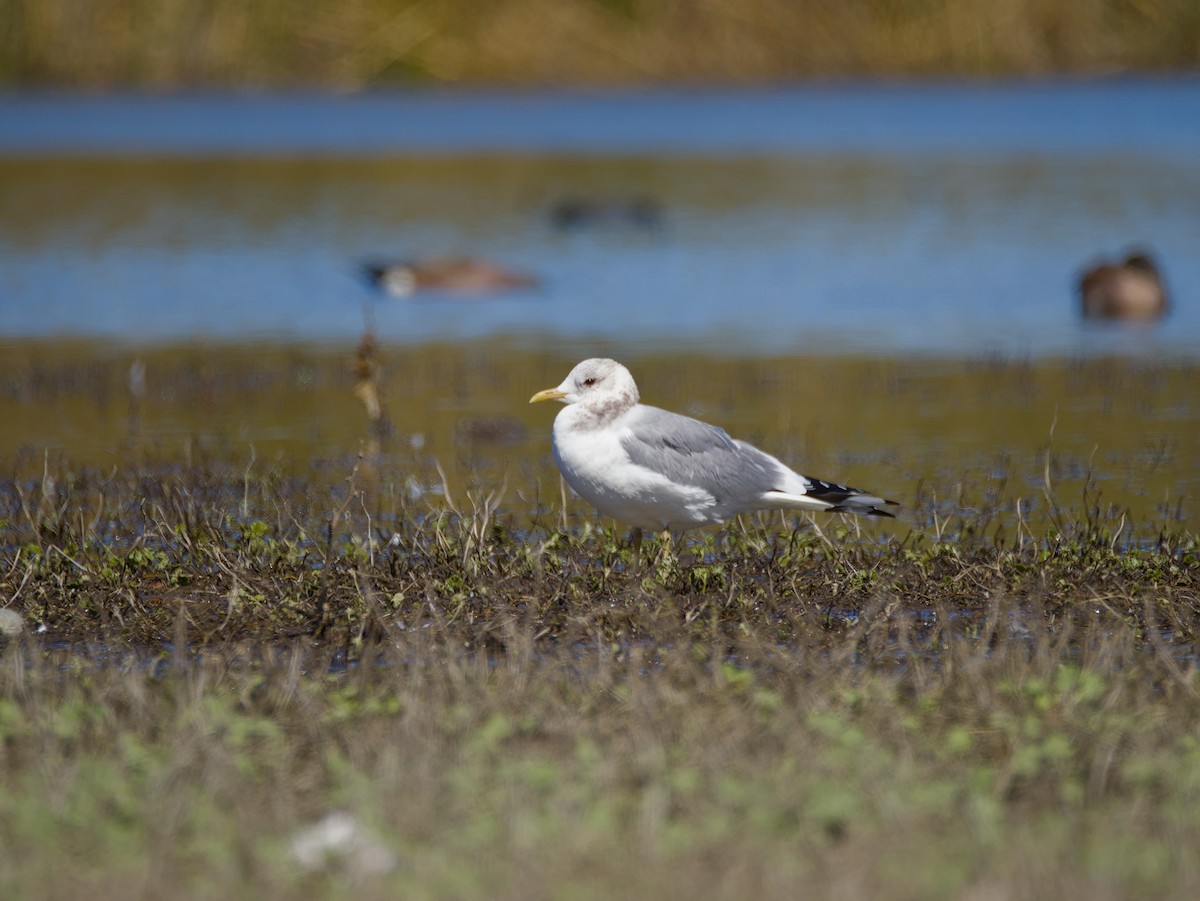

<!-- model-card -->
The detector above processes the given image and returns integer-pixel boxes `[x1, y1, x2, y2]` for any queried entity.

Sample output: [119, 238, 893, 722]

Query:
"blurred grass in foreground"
[2, 0, 1198, 88]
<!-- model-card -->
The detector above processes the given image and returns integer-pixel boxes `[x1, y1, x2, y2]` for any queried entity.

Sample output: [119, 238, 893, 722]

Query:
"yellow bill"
[529, 388, 567, 404]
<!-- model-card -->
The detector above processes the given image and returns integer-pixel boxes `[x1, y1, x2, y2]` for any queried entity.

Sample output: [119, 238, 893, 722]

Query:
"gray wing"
[621, 405, 784, 502]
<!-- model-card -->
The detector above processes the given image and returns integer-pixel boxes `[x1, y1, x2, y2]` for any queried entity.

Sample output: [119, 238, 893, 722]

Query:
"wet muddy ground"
[2, 342, 1198, 899]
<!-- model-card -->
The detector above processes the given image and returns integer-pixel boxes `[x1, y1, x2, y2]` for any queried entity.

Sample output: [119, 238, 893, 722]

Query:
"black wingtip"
[826, 504, 898, 519]
[804, 477, 900, 519]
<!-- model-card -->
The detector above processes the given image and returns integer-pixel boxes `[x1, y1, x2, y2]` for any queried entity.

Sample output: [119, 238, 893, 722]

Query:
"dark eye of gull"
[582, 377, 598, 387]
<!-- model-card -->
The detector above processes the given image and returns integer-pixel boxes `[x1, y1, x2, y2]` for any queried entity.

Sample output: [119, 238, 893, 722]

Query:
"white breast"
[551, 406, 719, 530]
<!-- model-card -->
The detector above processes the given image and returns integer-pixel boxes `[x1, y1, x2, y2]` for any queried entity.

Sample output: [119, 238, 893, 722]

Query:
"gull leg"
[631, 527, 643, 569]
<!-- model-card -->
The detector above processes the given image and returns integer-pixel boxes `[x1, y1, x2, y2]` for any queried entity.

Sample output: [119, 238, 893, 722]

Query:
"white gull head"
[529, 358, 639, 423]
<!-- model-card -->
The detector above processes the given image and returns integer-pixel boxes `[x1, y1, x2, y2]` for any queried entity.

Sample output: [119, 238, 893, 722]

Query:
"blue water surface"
[1, 79, 1198, 357]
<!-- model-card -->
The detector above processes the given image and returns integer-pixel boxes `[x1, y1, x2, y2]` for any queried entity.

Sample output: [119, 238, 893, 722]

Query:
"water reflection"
[1, 152, 1198, 354]
[2, 340, 1195, 531]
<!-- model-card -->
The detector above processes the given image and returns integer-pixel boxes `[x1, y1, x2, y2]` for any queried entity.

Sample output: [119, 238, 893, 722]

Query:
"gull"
[530, 358, 897, 551]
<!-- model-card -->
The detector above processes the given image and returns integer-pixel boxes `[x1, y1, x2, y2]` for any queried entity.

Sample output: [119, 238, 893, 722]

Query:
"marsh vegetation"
[2, 345, 1198, 898]
[4, 0, 1199, 88]
[4, 10, 1197, 891]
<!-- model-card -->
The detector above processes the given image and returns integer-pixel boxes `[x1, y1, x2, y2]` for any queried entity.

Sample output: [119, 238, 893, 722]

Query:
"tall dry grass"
[2, 0, 1197, 88]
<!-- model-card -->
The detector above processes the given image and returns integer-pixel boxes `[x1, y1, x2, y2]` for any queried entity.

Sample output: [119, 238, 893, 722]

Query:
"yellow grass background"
[3, 0, 1198, 88]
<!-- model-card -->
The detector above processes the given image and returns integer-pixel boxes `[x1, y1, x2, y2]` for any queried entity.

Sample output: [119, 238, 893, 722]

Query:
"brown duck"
[1078, 251, 1168, 321]
[364, 258, 538, 299]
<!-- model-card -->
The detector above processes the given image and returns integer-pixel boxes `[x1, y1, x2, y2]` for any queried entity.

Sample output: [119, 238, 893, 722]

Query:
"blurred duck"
[364, 258, 538, 299]
[549, 196, 664, 231]
[1078, 251, 1168, 321]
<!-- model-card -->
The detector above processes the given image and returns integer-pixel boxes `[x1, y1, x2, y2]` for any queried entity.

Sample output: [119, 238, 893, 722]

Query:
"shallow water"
[1, 81, 1199, 355]
[6, 81, 1200, 158]
[2, 342, 1195, 533]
